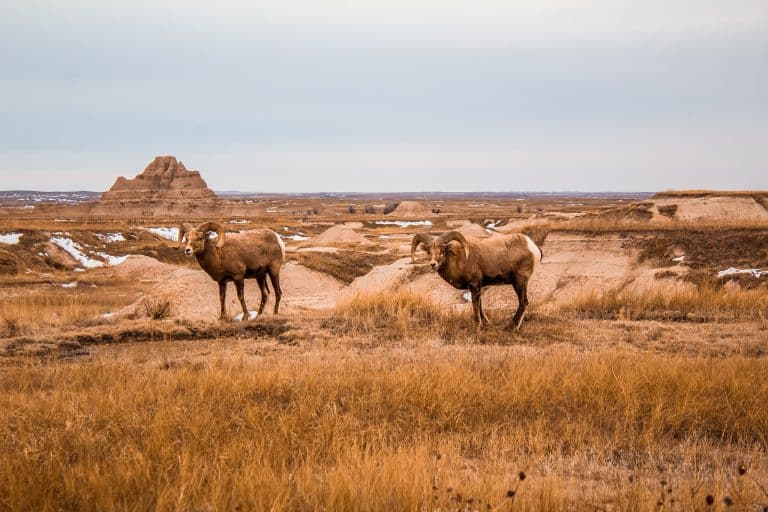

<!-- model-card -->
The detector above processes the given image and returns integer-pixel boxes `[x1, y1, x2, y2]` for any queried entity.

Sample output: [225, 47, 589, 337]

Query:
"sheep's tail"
[272, 230, 286, 259]
[521, 223, 549, 248]
[524, 235, 544, 263]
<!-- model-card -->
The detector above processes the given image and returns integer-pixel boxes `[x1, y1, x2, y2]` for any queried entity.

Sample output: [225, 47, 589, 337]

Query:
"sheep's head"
[411, 231, 469, 270]
[183, 222, 225, 257]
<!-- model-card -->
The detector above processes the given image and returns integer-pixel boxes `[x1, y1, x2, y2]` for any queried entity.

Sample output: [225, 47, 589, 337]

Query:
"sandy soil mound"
[340, 258, 414, 299]
[389, 201, 434, 218]
[112, 256, 345, 321]
[301, 225, 374, 247]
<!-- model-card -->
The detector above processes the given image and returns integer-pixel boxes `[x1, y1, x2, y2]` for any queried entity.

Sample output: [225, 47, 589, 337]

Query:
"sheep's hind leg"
[509, 274, 530, 331]
[234, 278, 250, 320]
[256, 274, 268, 315]
[218, 281, 228, 321]
[268, 267, 282, 315]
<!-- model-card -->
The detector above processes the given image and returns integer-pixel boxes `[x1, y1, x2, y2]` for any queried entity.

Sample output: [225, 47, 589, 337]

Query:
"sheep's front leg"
[234, 278, 250, 320]
[218, 281, 228, 321]
[469, 283, 485, 326]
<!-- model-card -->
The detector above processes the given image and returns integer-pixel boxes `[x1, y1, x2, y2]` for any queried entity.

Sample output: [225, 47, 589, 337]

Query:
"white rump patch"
[524, 235, 542, 263]
[273, 231, 286, 258]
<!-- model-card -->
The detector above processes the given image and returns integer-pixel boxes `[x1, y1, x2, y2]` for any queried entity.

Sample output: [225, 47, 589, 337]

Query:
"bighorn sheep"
[181, 222, 285, 321]
[411, 231, 543, 329]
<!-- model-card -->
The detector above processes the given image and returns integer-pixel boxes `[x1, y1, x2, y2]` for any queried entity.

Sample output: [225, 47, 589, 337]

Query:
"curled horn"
[410, 233, 434, 263]
[195, 221, 226, 248]
[439, 231, 470, 260]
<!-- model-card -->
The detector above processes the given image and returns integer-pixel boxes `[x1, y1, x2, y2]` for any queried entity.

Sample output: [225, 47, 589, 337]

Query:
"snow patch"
[145, 227, 179, 241]
[95, 252, 129, 266]
[60, 282, 78, 288]
[50, 237, 105, 268]
[96, 233, 126, 243]
[374, 220, 432, 227]
[229, 219, 248, 224]
[234, 311, 259, 321]
[0, 232, 22, 244]
[717, 267, 768, 278]
[672, 255, 685, 263]
[462, 291, 472, 302]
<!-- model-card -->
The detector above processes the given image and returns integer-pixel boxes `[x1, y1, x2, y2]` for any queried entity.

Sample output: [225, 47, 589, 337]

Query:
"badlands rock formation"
[100, 156, 216, 201]
[87, 156, 265, 217]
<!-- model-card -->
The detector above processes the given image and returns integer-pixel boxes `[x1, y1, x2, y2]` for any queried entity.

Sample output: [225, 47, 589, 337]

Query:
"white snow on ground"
[374, 220, 432, 227]
[0, 232, 22, 244]
[96, 233, 126, 243]
[95, 252, 129, 266]
[60, 282, 78, 288]
[463, 291, 472, 302]
[50, 237, 105, 268]
[717, 267, 768, 278]
[234, 311, 259, 321]
[145, 227, 179, 241]
[672, 255, 685, 262]
[229, 219, 248, 224]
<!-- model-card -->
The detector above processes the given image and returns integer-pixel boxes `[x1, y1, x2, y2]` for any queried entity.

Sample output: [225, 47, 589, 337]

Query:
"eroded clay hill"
[100, 156, 215, 201]
[600, 191, 768, 224]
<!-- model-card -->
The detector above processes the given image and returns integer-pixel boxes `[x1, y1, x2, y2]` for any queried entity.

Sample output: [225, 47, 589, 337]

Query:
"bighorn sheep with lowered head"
[411, 230, 544, 329]
[181, 222, 285, 321]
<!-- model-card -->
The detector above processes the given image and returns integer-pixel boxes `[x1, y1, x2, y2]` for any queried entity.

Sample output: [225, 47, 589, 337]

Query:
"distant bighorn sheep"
[181, 222, 285, 321]
[411, 231, 544, 330]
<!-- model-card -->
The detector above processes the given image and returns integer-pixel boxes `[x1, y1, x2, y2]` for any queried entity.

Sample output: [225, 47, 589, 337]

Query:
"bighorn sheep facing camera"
[411, 231, 543, 329]
[181, 222, 285, 321]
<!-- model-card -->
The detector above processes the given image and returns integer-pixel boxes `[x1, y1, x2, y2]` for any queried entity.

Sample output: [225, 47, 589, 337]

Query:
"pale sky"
[1, 1, 766, 192]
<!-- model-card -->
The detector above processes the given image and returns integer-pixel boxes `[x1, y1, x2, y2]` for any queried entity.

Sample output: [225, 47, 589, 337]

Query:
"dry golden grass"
[561, 285, 768, 322]
[327, 290, 464, 340]
[0, 278, 145, 336]
[1, 345, 766, 511]
[551, 217, 768, 233]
